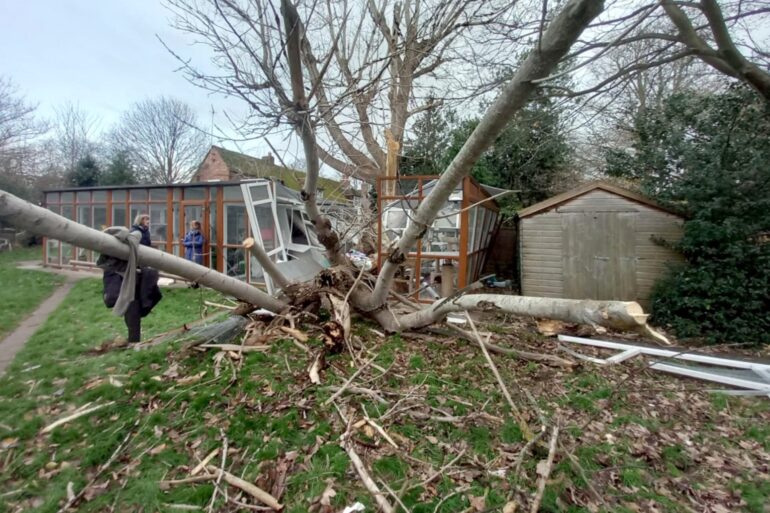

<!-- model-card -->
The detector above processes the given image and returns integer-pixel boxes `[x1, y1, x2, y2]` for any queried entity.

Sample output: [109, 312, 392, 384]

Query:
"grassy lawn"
[0, 247, 64, 338]
[0, 276, 768, 512]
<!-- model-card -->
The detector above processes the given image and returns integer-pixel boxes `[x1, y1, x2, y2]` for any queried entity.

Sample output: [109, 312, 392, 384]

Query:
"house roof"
[212, 146, 350, 202]
[517, 181, 683, 218]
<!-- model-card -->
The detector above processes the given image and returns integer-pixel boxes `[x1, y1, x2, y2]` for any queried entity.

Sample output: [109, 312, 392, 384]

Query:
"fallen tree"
[0, 0, 670, 342]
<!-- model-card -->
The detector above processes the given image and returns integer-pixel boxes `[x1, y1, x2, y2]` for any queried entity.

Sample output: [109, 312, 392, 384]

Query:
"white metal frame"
[558, 335, 770, 394]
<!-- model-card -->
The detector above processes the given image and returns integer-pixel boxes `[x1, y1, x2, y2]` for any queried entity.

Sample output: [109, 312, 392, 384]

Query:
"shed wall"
[520, 189, 684, 303]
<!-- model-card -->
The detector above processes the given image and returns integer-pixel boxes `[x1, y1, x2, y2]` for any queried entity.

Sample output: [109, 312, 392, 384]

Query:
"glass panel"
[174, 188, 182, 200]
[77, 191, 90, 203]
[130, 204, 148, 226]
[48, 205, 60, 215]
[61, 192, 74, 203]
[77, 247, 90, 262]
[184, 187, 206, 200]
[92, 190, 107, 202]
[467, 207, 478, 252]
[94, 206, 107, 230]
[150, 204, 168, 242]
[286, 209, 309, 245]
[150, 189, 167, 201]
[131, 189, 147, 201]
[474, 208, 487, 252]
[225, 204, 248, 245]
[112, 190, 126, 201]
[249, 184, 270, 202]
[223, 186, 241, 200]
[61, 205, 74, 220]
[210, 204, 218, 269]
[61, 243, 72, 265]
[225, 247, 246, 278]
[172, 204, 180, 240]
[113, 205, 127, 227]
[77, 205, 91, 226]
[46, 239, 60, 265]
[254, 204, 276, 252]
[46, 192, 59, 203]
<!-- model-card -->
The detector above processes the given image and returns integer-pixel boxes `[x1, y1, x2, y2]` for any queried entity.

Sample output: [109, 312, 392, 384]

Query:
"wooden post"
[384, 129, 399, 198]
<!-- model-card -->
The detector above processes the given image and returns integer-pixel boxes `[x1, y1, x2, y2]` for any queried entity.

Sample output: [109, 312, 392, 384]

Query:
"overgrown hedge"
[606, 86, 770, 344]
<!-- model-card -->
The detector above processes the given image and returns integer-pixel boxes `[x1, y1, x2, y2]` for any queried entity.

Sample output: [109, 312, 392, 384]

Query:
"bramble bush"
[605, 86, 770, 344]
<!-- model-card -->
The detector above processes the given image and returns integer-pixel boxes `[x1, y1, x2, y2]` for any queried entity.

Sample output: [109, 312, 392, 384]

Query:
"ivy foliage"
[606, 86, 770, 343]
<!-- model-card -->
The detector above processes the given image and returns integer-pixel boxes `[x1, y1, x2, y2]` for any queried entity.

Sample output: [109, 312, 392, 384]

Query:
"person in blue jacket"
[183, 220, 205, 264]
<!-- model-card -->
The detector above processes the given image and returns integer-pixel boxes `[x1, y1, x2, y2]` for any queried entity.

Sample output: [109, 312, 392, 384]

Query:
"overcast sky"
[0, 0, 280, 159]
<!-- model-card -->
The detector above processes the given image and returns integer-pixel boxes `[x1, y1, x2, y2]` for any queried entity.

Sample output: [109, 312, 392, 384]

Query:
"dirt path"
[0, 276, 82, 376]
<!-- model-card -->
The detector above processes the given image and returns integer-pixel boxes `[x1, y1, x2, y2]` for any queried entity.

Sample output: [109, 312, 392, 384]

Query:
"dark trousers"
[124, 299, 142, 343]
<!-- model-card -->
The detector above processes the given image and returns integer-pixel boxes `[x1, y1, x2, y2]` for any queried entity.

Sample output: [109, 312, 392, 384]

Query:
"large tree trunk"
[1, 188, 663, 338]
[359, 0, 605, 312]
[0, 190, 287, 313]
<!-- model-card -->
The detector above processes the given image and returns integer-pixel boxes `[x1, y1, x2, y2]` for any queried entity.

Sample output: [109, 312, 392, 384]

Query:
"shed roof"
[517, 181, 683, 219]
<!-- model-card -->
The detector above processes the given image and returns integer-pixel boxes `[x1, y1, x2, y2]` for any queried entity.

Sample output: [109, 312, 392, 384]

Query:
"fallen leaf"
[469, 495, 486, 511]
[149, 443, 167, 455]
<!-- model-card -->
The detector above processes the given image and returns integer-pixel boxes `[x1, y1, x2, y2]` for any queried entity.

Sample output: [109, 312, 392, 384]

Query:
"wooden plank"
[522, 285, 563, 296]
[562, 212, 592, 299]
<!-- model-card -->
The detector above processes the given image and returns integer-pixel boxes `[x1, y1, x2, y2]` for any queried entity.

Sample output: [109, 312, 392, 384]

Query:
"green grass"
[0, 268, 768, 512]
[0, 247, 64, 337]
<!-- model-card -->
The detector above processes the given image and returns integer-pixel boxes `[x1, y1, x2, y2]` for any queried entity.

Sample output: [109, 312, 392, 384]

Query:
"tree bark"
[359, 0, 605, 311]
[0, 189, 287, 313]
[370, 294, 663, 340]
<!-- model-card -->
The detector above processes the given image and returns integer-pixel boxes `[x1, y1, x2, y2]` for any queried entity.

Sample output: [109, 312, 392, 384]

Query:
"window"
[61, 192, 74, 203]
[225, 205, 248, 244]
[223, 186, 241, 200]
[46, 192, 59, 204]
[113, 205, 127, 227]
[150, 204, 168, 242]
[112, 190, 126, 202]
[94, 206, 108, 230]
[77, 191, 90, 203]
[77, 205, 91, 227]
[185, 187, 206, 200]
[131, 189, 147, 201]
[150, 189, 167, 201]
[93, 190, 107, 202]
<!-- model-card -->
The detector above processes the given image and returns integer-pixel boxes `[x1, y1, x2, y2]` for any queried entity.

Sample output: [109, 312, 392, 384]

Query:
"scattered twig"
[198, 344, 269, 353]
[161, 474, 219, 487]
[325, 385, 389, 405]
[512, 428, 547, 479]
[308, 351, 323, 384]
[323, 356, 377, 406]
[204, 466, 283, 510]
[340, 435, 395, 513]
[207, 430, 228, 513]
[203, 301, 235, 311]
[530, 426, 559, 513]
[465, 314, 532, 439]
[411, 448, 467, 491]
[191, 448, 220, 476]
[42, 401, 115, 434]
[56, 422, 135, 513]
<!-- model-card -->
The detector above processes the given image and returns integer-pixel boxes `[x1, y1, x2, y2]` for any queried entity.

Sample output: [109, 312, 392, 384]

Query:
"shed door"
[562, 212, 637, 300]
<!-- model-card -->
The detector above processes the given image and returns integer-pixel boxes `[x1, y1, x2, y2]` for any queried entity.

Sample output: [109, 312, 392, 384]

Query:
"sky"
[0, 0, 279, 160]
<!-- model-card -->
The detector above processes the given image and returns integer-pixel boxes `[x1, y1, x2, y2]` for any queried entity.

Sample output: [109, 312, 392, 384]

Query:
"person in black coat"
[131, 214, 152, 247]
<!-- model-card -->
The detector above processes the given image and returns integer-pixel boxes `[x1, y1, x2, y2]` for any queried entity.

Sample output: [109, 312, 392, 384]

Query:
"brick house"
[192, 145, 353, 202]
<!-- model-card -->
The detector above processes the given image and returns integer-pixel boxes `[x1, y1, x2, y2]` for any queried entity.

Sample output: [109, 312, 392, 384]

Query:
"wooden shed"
[517, 182, 685, 305]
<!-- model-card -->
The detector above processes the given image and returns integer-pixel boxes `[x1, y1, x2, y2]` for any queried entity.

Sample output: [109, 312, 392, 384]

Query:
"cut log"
[0, 190, 286, 313]
[384, 294, 666, 342]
